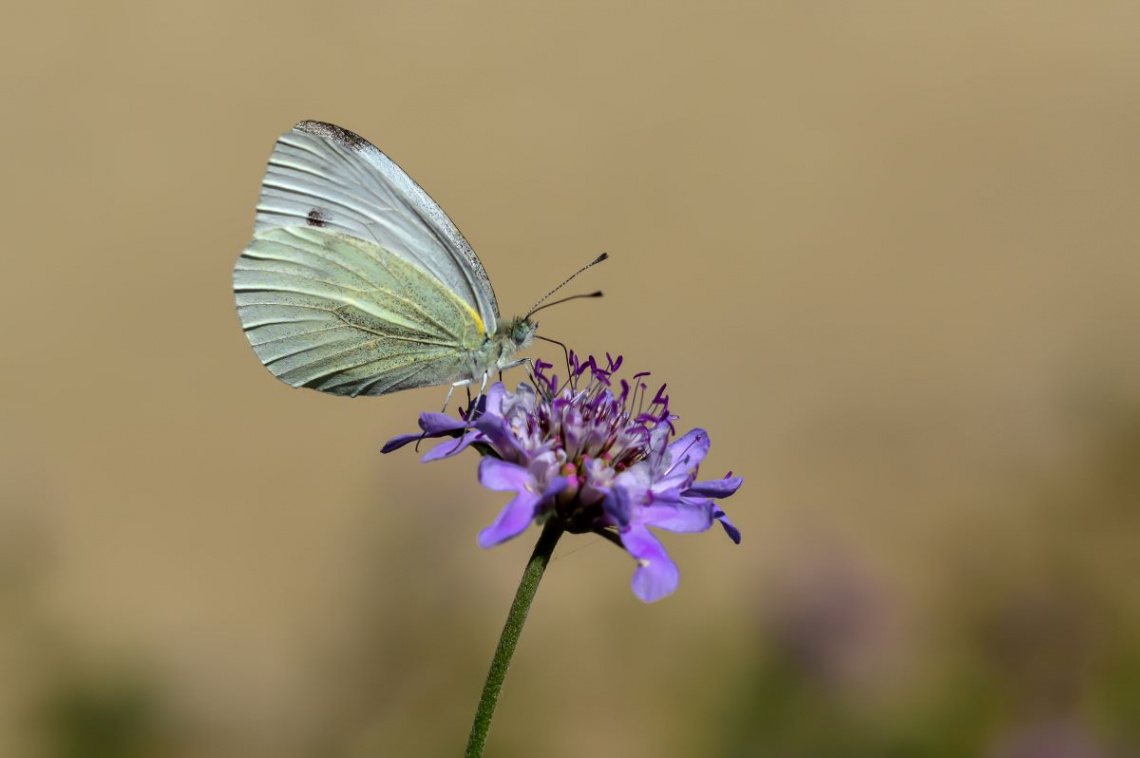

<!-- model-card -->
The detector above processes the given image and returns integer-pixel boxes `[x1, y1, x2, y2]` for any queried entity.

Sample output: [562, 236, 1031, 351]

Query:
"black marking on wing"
[295, 120, 371, 153]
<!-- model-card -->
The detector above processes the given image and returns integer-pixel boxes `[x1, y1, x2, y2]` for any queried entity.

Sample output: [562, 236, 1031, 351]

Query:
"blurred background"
[2, 2, 1139, 756]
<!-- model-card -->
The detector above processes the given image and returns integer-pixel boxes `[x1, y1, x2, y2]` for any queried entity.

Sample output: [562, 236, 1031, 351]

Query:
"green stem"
[465, 519, 563, 757]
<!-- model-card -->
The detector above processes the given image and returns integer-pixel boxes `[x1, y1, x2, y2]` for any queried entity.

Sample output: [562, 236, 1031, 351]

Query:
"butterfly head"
[500, 316, 537, 350]
[489, 316, 536, 373]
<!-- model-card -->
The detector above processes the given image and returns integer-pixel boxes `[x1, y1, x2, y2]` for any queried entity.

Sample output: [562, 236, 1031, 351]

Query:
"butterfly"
[233, 121, 602, 402]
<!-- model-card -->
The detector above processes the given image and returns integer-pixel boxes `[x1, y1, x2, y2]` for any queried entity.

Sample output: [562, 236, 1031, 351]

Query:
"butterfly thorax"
[458, 317, 534, 384]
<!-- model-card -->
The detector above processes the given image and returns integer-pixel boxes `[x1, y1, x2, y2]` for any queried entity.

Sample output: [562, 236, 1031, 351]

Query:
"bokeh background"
[3, 2, 1139, 756]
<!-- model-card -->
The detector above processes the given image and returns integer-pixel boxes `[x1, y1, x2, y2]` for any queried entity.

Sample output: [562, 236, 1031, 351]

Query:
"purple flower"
[383, 352, 742, 602]
[990, 718, 1110, 758]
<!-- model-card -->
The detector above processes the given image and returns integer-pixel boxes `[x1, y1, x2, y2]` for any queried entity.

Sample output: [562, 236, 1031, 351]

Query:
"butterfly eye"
[513, 322, 530, 343]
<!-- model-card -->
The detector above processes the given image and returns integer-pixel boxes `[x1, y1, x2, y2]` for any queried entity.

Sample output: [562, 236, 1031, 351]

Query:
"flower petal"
[478, 457, 531, 492]
[641, 501, 714, 533]
[501, 381, 536, 419]
[421, 429, 480, 461]
[713, 506, 741, 544]
[474, 413, 525, 462]
[478, 490, 542, 548]
[685, 475, 743, 499]
[480, 382, 506, 418]
[476, 467, 571, 548]
[622, 525, 679, 602]
[542, 476, 572, 500]
[604, 465, 651, 527]
[381, 412, 469, 454]
[380, 432, 422, 454]
[600, 491, 628, 529]
[665, 428, 709, 467]
[653, 428, 710, 491]
[420, 412, 469, 435]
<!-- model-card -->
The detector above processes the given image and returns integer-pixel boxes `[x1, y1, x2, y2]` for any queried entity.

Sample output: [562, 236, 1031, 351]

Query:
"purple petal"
[478, 476, 571, 548]
[604, 465, 651, 527]
[478, 457, 531, 492]
[478, 490, 542, 548]
[601, 490, 629, 528]
[502, 381, 537, 419]
[713, 506, 741, 544]
[380, 432, 423, 454]
[622, 526, 679, 602]
[651, 429, 709, 492]
[480, 382, 506, 417]
[420, 412, 469, 435]
[421, 429, 480, 461]
[684, 475, 743, 499]
[664, 428, 710, 471]
[645, 424, 671, 463]
[541, 476, 572, 500]
[641, 501, 714, 533]
[474, 414, 524, 461]
[381, 412, 469, 454]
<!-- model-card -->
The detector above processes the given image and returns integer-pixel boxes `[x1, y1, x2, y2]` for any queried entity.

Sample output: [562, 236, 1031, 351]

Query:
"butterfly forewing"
[254, 121, 500, 331]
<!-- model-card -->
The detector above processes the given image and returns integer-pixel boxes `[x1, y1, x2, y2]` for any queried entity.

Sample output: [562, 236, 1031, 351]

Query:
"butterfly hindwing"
[234, 226, 486, 397]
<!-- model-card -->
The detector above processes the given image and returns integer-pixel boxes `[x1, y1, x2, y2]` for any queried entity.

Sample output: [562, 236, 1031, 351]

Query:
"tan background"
[2, 2, 1139, 756]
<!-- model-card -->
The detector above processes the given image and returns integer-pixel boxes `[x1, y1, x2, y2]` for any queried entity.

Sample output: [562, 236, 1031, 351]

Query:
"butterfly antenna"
[527, 291, 603, 317]
[525, 253, 609, 318]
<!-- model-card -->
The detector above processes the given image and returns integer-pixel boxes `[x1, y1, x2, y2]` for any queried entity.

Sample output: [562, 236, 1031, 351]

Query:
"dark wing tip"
[293, 120, 373, 153]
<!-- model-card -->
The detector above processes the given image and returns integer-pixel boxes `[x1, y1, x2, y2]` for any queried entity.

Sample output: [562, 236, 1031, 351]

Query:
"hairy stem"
[465, 519, 563, 757]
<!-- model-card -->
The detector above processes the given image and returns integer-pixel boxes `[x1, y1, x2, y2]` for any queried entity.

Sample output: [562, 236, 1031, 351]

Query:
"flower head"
[382, 352, 741, 602]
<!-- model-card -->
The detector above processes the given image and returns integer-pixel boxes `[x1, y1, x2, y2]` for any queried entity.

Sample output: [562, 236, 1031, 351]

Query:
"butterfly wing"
[254, 120, 500, 332]
[234, 226, 487, 397]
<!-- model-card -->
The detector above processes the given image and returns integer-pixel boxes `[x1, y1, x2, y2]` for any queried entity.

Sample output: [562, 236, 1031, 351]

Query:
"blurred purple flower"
[383, 352, 741, 602]
[766, 548, 893, 693]
[990, 718, 1111, 758]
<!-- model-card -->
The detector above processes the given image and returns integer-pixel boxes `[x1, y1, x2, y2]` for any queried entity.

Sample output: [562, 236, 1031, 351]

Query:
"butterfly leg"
[462, 373, 490, 429]
[441, 372, 489, 456]
[474, 371, 489, 407]
[442, 379, 474, 413]
[513, 357, 536, 387]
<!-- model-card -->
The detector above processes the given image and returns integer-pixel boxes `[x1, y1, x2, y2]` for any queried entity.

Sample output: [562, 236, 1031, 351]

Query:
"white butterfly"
[233, 121, 549, 400]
